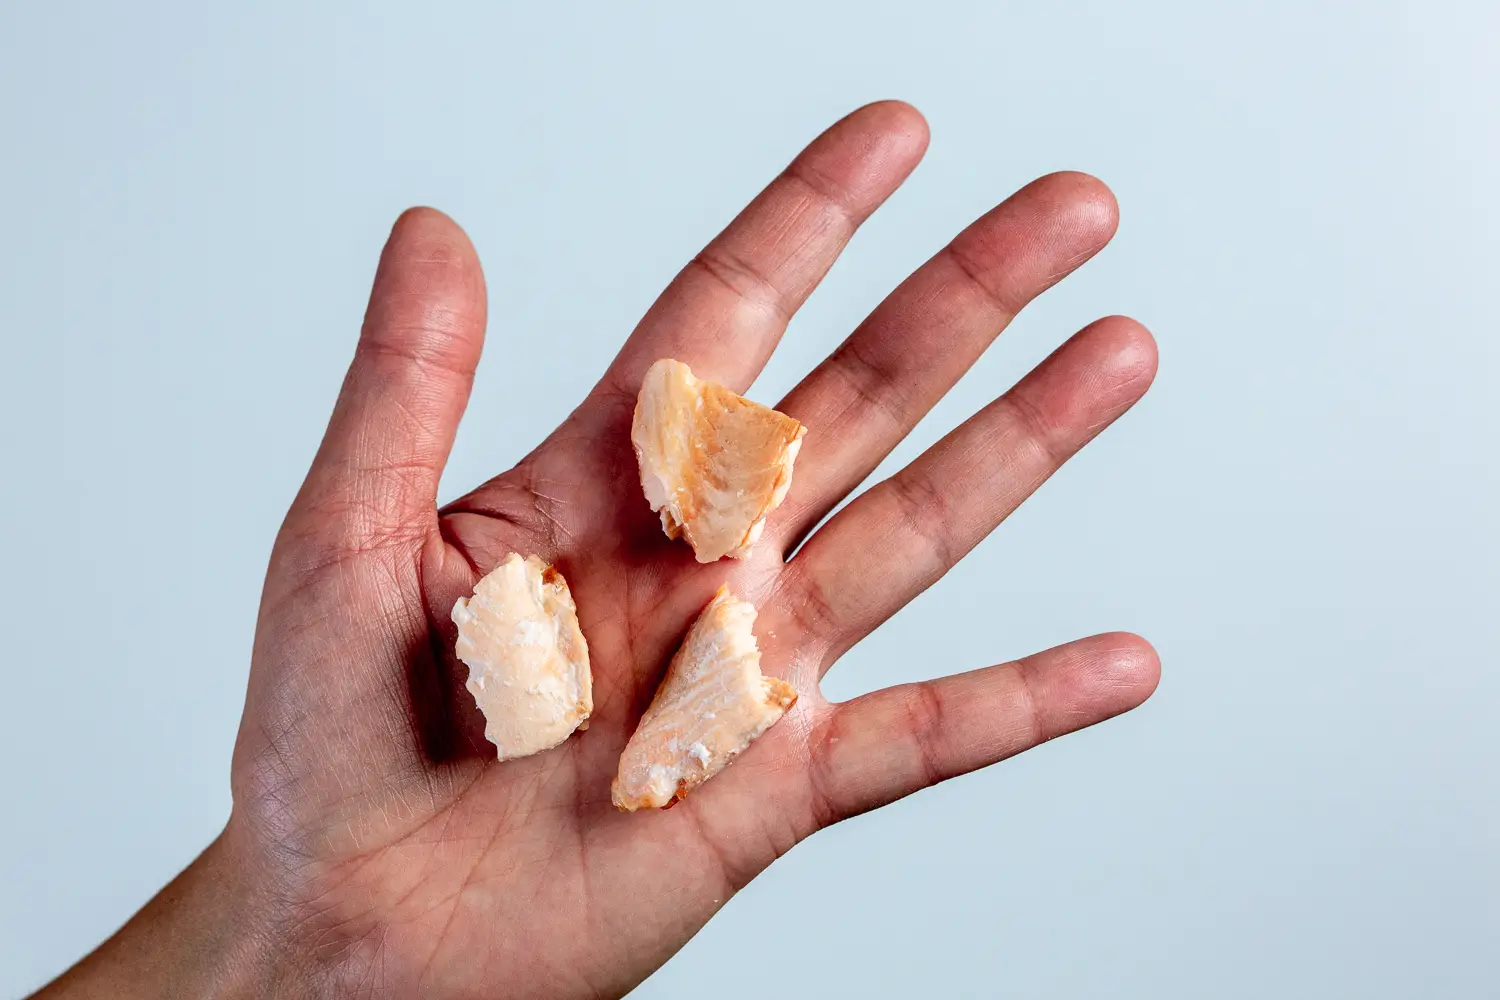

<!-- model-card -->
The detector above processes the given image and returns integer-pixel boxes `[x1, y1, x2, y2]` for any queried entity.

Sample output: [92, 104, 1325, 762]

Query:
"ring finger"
[769, 315, 1157, 671]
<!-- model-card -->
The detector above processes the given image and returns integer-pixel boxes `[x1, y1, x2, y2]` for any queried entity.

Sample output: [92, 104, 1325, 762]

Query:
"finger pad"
[1031, 631, 1161, 734]
[799, 100, 931, 211]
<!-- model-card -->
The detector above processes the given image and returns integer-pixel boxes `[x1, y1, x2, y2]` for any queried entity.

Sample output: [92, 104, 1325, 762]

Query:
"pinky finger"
[805, 633, 1160, 827]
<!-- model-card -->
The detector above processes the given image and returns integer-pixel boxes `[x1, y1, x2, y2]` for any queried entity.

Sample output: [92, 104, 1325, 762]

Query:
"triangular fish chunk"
[613, 587, 797, 811]
[451, 554, 593, 761]
[631, 358, 806, 562]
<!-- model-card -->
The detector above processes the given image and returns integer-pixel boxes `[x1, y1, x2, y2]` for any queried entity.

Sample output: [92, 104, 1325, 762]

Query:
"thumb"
[289, 207, 487, 553]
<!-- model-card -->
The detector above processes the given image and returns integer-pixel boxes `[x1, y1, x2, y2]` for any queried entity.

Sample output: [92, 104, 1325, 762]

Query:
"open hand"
[41, 101, 1159, 1000]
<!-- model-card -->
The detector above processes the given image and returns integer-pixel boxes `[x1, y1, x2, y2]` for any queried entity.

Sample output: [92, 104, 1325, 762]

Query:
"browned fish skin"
[631, 358, 806, 562]
[612, 587, 797, 811]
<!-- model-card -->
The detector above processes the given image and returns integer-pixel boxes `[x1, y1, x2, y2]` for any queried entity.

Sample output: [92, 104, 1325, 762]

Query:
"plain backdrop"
[2, 2, 1496, 997]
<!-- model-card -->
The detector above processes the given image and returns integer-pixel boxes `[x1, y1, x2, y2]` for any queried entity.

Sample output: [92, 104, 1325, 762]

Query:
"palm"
[229, 102, 1160, 1000]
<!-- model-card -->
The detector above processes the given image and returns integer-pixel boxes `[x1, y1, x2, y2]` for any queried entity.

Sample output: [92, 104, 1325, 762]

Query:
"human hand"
[38, 101, 1159, 1000]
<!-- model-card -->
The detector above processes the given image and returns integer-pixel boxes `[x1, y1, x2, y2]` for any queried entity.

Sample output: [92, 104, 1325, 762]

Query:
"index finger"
[596, 101, 928, 404]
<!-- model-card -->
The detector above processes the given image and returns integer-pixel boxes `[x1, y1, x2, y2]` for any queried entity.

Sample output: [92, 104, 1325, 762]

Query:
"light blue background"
[2, 2, 1496, 996]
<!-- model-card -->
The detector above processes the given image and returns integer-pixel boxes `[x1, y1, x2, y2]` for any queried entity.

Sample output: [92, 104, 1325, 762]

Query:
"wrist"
[32, 823, 295, 1000]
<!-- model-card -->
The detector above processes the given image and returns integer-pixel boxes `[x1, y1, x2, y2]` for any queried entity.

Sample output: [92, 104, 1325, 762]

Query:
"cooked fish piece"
[613, 587, 797, 811]
[451, 553, 593, 761]
[631, 358, 806, 563]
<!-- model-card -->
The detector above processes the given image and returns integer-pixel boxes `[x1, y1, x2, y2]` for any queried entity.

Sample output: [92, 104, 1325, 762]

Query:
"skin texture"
[34, 102, 1160, 1000]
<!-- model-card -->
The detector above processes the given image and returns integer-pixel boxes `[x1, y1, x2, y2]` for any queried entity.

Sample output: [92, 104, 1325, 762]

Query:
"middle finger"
[771, 171, 1119, 552]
